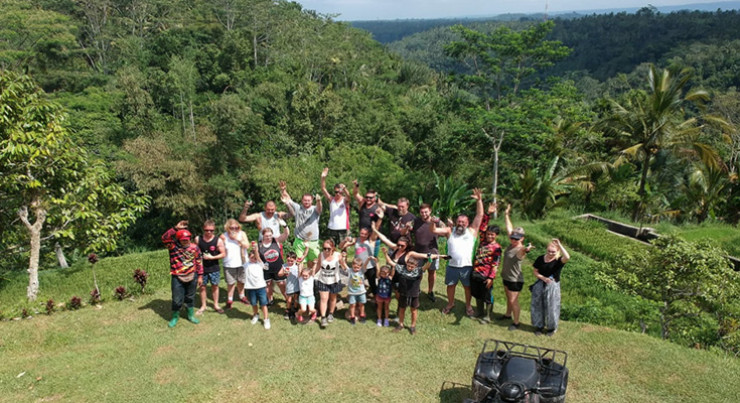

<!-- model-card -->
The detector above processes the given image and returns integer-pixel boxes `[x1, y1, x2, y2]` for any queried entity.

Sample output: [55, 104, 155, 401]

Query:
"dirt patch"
[154, 366, 176, 385]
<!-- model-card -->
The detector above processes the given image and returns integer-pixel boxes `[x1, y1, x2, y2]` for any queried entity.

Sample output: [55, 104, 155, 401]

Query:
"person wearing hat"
[500, 204, 534, 331]
[162, 220, 204, 328]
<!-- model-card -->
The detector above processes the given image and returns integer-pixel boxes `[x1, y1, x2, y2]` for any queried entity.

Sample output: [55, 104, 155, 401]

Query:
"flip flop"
[465, 307, 476, 317]
[195, 308, 206, 315]
[214, 308, 225, 314]
[441, 305, 453, 315]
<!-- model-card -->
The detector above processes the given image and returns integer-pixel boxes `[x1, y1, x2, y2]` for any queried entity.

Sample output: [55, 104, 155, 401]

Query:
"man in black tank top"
[352, 180, 380, 230]
[195, 220, 226, 314]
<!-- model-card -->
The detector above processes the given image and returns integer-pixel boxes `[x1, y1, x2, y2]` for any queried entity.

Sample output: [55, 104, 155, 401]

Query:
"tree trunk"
[633, 151, 651, 221]
[55, 242, 69, 269]
[19, 203, 47, 301]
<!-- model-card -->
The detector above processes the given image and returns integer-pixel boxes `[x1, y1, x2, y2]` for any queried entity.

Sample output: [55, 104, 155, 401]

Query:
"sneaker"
[499, 314, 512, 321]
[546, 329, 557, 337]
[359, 316, 366, 324]
[240, 296, 250, 305]
[383, 318, 390, 327]
[377, 319, 383, 327]
[392, 325, 404, 333]
[409, 326, 417, 335]
[251, 315, 260, 325]
[327, 314, 335, 323]
[508, 323, 520, 331]
[350, 317, 356, 325]
[267, 299, 274, 306]
[264, 318, 271, 330]
[320, 317, 328, 328]
[283, 312, 290, 320]
[534, 328, 544, 336]
[310, 312, 317, 321]
[226, 300, 233, 309]
[427, 292, 436, 302]
[478, 316, 491, 324]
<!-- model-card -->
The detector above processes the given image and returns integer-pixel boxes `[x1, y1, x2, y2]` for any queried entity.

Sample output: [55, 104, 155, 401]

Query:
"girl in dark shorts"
[315, 239, 343, 328]
[258, 226, 290, 307]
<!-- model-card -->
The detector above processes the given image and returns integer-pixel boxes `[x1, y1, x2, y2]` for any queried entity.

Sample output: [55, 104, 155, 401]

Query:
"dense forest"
[1, 1, 739, 270]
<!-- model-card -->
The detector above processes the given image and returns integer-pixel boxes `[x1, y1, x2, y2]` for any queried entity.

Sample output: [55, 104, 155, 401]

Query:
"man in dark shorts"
[195, 220, 226, 314]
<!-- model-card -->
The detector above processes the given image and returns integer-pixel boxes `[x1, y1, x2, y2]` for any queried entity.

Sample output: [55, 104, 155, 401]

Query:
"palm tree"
[599, 64, 724, 221]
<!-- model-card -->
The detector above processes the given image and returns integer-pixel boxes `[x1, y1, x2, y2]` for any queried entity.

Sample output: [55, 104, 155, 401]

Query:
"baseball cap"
[176, 230, 192, 241]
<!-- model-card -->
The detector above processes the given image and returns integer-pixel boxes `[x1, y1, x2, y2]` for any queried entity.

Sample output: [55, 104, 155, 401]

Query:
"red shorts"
[375, 295, 391, 304]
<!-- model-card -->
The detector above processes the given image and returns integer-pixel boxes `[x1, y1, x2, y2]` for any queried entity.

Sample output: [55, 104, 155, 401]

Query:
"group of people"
[162, 167, 569, 336]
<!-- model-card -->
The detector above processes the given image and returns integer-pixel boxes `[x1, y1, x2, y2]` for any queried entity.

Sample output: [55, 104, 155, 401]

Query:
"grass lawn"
[2, 276, 740, 402]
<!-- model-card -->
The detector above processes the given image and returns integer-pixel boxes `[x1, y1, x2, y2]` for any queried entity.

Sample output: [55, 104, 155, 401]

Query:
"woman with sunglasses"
[220, 219, 250, 309]
[373, 222, 443, 320]
[315, 239, 344, 328]
[530, 239, 570, 336]
[500, 204, 534, 331]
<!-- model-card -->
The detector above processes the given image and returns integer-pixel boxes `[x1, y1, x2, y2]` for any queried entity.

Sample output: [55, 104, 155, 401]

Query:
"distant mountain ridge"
[351, 1, 740, 44]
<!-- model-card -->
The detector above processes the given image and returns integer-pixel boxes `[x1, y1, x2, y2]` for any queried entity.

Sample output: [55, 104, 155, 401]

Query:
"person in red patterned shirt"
[162, 220, 204, 328]
[471, 202, 502, 323]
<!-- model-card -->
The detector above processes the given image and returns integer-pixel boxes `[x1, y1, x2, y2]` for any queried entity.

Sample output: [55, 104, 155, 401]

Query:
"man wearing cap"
[430, 189, 484, 316]
[500, 204, 534, 331]
[162, 220, 204, 328]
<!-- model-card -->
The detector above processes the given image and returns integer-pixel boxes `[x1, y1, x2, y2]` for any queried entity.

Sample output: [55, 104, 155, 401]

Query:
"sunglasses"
[322, 247, 332, 251]
[229, 226, 239, 230]
[397, 244, 408, 248]
[204, 229, 215, 232]
[365, 195, 375, 199]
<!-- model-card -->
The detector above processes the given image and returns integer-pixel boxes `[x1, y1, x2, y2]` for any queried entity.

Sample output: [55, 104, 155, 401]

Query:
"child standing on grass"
[296, 267, 318, 324]
[341, 255, 376, 325]
[375, 265, 395, 327]
[245, 242, 270, 329]
[282, 246, 310, 322]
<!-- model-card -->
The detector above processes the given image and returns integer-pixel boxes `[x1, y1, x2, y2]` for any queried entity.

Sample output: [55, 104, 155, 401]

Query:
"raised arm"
[238, 200, 259, 224]
[352, 179, 364, 206]
[279, 180, 292, 204]
[276, 224, 290, 244]
[250, 241, 262, 263]
[429, 218, 451, 237]
[372, 221, 397, 249]
[314, 192, 323, 215]
[554, 239, 570, 264]
[382, 247, 396, 266]
[505, 204, 514, 236]
[470, 188, 485, 234]
[320, 167, 332, 200]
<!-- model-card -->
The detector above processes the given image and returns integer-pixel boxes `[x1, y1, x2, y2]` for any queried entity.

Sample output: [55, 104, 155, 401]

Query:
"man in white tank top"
[430, 188, 484, 317]
[238, 200, 289, 241]
[321, 167, 351, 246]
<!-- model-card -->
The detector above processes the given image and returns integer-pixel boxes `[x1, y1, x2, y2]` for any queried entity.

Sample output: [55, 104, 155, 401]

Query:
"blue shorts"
[348, 294, 367, 305]
[299, 295, 315, 309]
[200, 271, 220, 286]
[247, 288, 268, 307]
[445, 265, 472, 287]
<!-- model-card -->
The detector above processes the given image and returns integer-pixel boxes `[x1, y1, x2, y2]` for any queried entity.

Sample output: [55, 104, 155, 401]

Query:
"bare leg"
[349, 303, 356, 319]
[197, 284, 207, 313]
[266, 280, 274, 301]
[397, 307, 406, 327]
[227, 283, 236, 301]
[261, 305, 269, 320]
[359, 303, 365, 318]
[507, 290, 521, 324]
[328, 293, 338, 315]
[410, 307, 418, 327]
[444, 284, 456, 310]
[237, 282, 245, 299]
[211, 285, 221, 310]
[427, 270, 436, 294]
[319, 291, 329, 317]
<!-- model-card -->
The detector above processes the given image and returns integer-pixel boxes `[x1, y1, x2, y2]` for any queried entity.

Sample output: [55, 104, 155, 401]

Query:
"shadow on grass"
[138, 299, 171, 321]
[439, 380, 471, 402]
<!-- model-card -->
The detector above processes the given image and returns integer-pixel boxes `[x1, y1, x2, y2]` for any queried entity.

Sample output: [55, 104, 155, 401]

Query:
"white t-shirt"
[284, 263, 300, 294]
[299, 275, 315, 297]
[222, 232, 246, 268]
[447, 229, 476, 267]
[328, 198, 350, 231]
[244, 261, 267, 289]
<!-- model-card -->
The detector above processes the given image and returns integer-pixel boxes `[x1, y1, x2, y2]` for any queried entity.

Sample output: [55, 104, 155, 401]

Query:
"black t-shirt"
[198, 236, 220, 273]
[385, 207, 415, 243]
[259, 240, 284, 273]
[358, 202, 377, 230]
[533, 256, 566, 282]
[411, 217, 438, 254]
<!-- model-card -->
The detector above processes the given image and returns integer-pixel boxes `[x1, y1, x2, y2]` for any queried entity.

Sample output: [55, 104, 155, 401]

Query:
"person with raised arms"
[279, 180, 323, 267]
[470, 203, 502, 323]
[500, 204, 534, 331]
[238, 200, 289, 241]
[430, 188, 484, 317]
[530, 239, 570, 336]
[320, 167, 351, 246]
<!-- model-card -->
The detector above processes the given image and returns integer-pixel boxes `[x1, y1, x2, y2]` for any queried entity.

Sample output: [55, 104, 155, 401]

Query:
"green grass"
[2, 280, 739, 402]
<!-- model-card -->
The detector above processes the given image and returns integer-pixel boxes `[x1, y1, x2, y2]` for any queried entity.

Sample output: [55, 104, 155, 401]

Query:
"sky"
[295, 0, 733, 21]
